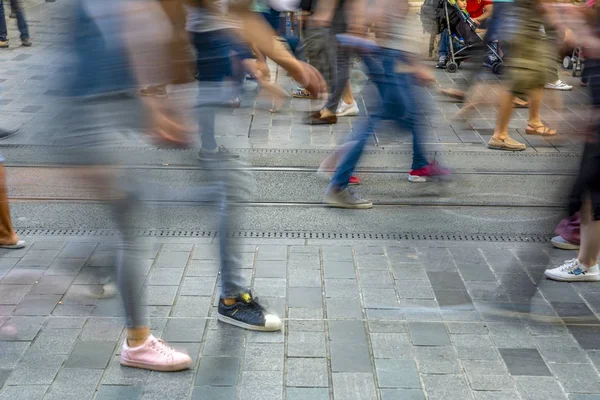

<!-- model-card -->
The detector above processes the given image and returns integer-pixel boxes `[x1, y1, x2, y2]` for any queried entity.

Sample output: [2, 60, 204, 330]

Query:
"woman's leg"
[578, 195, 600, 267]
[492, 88, 515, 140]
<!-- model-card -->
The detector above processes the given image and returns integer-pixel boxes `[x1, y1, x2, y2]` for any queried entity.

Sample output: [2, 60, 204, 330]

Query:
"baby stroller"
[442, 0, 504, 74]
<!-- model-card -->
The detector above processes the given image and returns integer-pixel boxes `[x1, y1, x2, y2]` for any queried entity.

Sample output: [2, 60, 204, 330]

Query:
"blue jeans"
[329, 48, 429, 190]
[191, 30, 231, 151]
[0, 0, 30, 41]
[439, 29, 450, 57]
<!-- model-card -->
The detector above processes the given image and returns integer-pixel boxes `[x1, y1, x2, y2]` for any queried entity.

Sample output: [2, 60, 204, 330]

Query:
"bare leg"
[342, 81, 354, 105]
[527, 88, 544, 127]
[492, 88, 514, 140]
[578, 195, 600, 267]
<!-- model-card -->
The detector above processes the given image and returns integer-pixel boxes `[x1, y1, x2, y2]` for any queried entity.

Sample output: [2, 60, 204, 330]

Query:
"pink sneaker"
[120, 335, 192, 372]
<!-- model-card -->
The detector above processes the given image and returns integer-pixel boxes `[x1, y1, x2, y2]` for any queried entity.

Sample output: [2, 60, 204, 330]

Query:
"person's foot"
[292, 88, 317, 99]
[436, 55, 448, 69]
[544, 259, 600, 282]
[86, 282, 118, 299]
[140, 85, 168, 98]
[408, 161, 451, 183]
[218, 292, 282, 331]
[324, 187, 373, 209]
[0, 128, 17, 140]
[229, 97, 242, 109]
[0, 240, 26, 249]
[198, 146, 240, 162]
[21, 38, 32, 47]
[544, 80, 573, 91]
[304, 111, 337, 125]
[336, 100, 359, 117]
[487, 137, 526, 151]
[550, 236, 580, 250]
[120, 334, 192, 371]
[0, 40, 9, 48]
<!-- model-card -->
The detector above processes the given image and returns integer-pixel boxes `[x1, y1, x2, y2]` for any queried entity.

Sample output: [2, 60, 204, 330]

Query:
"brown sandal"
[525, 124, 557, 137]
[487, 137, 526, 151]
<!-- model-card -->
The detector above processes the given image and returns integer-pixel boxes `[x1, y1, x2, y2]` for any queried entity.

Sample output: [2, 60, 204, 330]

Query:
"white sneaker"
[544, 80, 573, 91]
[545, 259, 600, 282]
[551, 236, 580, 250]
[336, 100, 359, 117]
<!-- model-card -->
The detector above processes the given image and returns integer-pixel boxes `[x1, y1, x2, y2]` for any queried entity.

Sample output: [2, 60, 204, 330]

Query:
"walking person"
[0, 0, 31, 48]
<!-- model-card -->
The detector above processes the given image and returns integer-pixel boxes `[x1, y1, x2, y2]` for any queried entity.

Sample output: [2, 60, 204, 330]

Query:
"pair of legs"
[0, 0, 29, 44]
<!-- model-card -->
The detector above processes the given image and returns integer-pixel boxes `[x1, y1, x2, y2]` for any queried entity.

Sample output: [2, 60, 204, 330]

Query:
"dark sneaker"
[324, 187, 373, 209]
[217, 292, 282, 331]
[21, 38, 32, 47]
[436, 55, 448, 69]
[198, 145, 240, 162]
[0, 128, 17, 140]
[303, 111, 337, 125]
[408, 161, 451, 183]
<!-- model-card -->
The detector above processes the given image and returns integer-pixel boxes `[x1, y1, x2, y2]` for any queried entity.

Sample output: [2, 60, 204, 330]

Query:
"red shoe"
[408, 161, 451, 183]
[349, 176, 360, 185]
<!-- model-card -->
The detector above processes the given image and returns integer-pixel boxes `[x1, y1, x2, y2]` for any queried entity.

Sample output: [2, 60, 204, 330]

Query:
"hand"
[472, 18, 481, 26]
[288, 60, 327, 96]
[414, 68, 436, 86]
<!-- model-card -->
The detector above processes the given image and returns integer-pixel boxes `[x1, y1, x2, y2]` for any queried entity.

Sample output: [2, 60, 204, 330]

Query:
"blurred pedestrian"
[0, 0, 31, 48]
[0, 160, 25, 250]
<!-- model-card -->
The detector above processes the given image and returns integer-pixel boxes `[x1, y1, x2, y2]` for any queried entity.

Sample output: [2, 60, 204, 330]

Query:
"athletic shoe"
[120, 335, 192, 371]
[336, 100, 359, 117]
[550, 236, 580, 250]
[544, 80, 573, 91]
[436, 55, 448, 69]
[217, 292, 282, 331]
[324, 187, 372, 209]
[21, 38, 32, 47]
[544, 259, 600, 282]
[0, 40, 8, 48]
[198, 146, 239, 161]
[408, 161, 451, 183]
[316, 170, 360, 185]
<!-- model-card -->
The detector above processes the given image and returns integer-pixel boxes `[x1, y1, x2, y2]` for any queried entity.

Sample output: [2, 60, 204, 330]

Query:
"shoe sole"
[545, 87, 572, 91]
[120, 356, 192, 372]
[487, 144, 526, 151]
[544, 270, 600, 282]
[217, 313, 281, 332]
[550, 240, 580, 251]
[336, 107, 359, 117]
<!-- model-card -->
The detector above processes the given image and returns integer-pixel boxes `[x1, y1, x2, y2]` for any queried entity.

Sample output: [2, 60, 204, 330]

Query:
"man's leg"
[10, 0, 29, 42]
[0, 0, 9, 45]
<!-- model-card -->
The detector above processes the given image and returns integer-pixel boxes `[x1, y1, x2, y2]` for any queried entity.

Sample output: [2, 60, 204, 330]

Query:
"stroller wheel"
[492, 63, 504, 75]
[446, 62, 458, 73]
[563, 56, 573, 70]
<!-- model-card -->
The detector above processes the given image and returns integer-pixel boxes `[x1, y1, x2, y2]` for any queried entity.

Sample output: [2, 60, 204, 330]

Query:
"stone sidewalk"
[0, 236, 599, 400]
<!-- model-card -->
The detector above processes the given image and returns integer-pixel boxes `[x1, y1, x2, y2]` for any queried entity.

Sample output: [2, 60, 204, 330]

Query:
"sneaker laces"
[150, 338, 175, 357]
[558, 258, 579, 272]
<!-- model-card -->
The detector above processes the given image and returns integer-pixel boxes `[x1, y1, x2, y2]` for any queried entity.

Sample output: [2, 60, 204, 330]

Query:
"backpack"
[420, 0, 443, 35]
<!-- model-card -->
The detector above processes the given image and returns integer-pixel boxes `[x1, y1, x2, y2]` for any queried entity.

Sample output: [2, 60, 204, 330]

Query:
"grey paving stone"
[415, 346, 461, 374]
[257, 245, 287, 261]
[43, 368, 103, 400]
[446, 322, 489, 334]
[368, 321, 407, 333]
[457, 264, 497, 282]
[191, 387, 236, 400]
[326, 297, 362, 319]
[195, 356, 241, 386]
[365, 308, 404, 321]
[465, 281, 509, 302]
[95, 385, 143, 400]
[569, 396, 600, 400]
[499, 348, 552, 377]
[568, 325, 600, 350]
[143, 285, 179, 306]
[0, 385, 49, 400]
[534, 336, 589, 364]
[288, 332, 326, 357]
[29, 275, 75, 295]
[408, 322, 451, 346]
[329, 320, 371, 373]
[1, 269, 44, 284]
[185, 260, 219, 277]
[245, 343, 284, 371]
[255, 260, 286, 278]
[15, 250, 59, 268]
[162, 318, 206, 342]
[286, 358, 328, 387]
[1, 316, 45, 341]
[288, 268, 321, 288]
[462, 359, 509, 376]
[180, 276, 217, 296]
[14, 294, 61, 316]
[0, 285, 31, 305]
[488, 323, 536, 348]
[537, 281, 583, 303]
[0, 342, 29, 369]
[239, 371, 283, 400]
[81, 318, 123, 341]
[474, 392, 522, 400]
[145, 268, 184, 286]
[550, 363, 600, 393]
[370, 333, 414, 359]
[427, 271, 467, 291]
[0, 369, 10, 388]
[391, 265, 429, 281]
[288, 320, 325, 332]
[551, 302, 599, 325]
[51, 305, 95, 317]
[324, 279, 359, 298]
[28, 327, 80, 354]
[202, 329, 245, 357]
[288, 287, 323, 308]
[162, 243, 194, 252]
[322, 247, 353, 262]
[357, 270, 395, 288]
[355, 254, 389, 270]
[172, 296, 212, 318]
[6, 353, 66, 385]
[58, 243, 97, 259]
[101, 356, 151, 385]
[468, 375, 516, 391]
[361, 288, 400, 309]
[400, 298, 442, 321]
[333, 373, 377, 400]
[64, 341, 115, 369]
[375, 359, 420, 389]
[515, 376, 568, 400]
[154, 251, 190, 269]
[324, 261, 356, 279]
[589, 351, 600, 370]
[43, 258, 85, 277]
[379, 389, 426, 400]
[396, 280, 434, 299]
[434, 289, 474, 309]
[422, 374, 474, 400]
[286, 388, 330, 400]
[253, 278, 286, 297]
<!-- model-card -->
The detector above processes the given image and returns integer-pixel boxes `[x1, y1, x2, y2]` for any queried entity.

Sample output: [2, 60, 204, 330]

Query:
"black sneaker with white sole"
[198, 145, 240, 162]
[217, 292, 282, 331]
